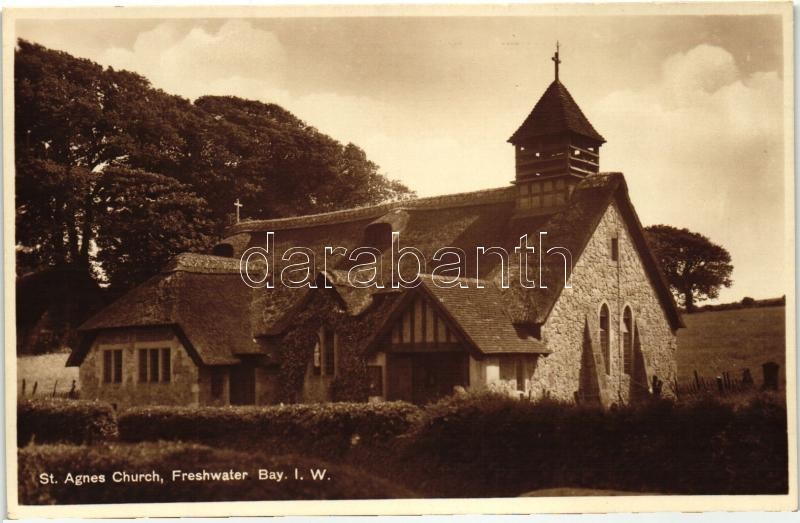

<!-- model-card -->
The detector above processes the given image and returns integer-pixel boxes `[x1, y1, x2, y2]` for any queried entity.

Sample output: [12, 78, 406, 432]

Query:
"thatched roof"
[69, 254, 264, 366]
[418, 275, 550, 355]
[74, 171, 682, 368]
[230, 172, 682, 335]
[508, 80, 606, 144]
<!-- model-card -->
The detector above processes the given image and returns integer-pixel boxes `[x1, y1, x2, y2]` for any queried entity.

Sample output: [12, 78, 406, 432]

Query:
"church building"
[69, 49, 683, 408]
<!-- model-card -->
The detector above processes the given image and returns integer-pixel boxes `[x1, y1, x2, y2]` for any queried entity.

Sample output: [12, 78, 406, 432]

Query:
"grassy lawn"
[677, 306, 786, 387]
[17, 353, 78, 397]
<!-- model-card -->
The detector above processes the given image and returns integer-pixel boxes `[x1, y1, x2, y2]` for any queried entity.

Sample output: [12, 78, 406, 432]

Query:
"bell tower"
[509, 43, 605, 214]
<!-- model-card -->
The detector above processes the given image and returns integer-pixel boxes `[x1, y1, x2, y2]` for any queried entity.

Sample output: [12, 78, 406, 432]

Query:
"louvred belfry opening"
[509, 44, 606, 213]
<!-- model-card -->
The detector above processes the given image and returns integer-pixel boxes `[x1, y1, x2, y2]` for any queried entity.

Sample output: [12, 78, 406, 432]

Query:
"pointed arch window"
[312, 335, 322, 376]
[623, 307, 633, 375]
[323, 327, 335, 376]
[599, 304, 610, 375]
[312, 327, 336, 377]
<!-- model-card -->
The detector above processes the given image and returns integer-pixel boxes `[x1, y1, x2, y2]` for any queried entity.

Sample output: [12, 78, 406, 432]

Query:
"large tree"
[15, 40, 414, 285]
[93, 167, 216, 293]
[15, 40, 197, 276]
[644, 225, 733, 312]
[189, 96, 414, 228]
[15, 39, 414, 353]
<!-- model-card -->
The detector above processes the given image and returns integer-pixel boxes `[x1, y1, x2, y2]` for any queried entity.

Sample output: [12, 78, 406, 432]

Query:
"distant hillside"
[688, 296, 786, 314]
[677, 305, 785, 387]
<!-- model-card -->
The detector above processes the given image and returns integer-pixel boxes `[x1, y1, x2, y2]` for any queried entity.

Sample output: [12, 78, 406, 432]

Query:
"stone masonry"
[534, 198, 678, 405]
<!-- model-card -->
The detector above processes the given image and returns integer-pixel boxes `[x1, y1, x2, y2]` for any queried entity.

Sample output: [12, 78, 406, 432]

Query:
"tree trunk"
[684, 290, 695, 313]
[78, 188, 94, 267]
[66, 208, 80, 262]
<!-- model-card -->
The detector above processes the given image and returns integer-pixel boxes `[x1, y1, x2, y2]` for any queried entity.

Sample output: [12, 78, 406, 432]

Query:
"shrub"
[118, 401, 420, 456]
[18, 399, 118, 446]
[396, 393, 788, 497]
[18, 441, 415, 504]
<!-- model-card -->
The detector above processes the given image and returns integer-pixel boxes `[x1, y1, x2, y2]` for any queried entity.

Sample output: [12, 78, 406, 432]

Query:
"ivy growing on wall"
[275, 287, 401, 403]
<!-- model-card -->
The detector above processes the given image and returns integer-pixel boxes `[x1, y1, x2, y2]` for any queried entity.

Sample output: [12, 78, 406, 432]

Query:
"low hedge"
[395, 391, 788, 496]
[18, 399, 118, 446]
[118, 401, 420, 455]
[18, 442, 415, 504]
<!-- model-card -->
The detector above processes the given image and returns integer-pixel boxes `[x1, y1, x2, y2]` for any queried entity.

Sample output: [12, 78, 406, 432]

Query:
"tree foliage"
[644, 224, 733, 312]
[15, 39, 414, 293]
[93, 167, 216, 292]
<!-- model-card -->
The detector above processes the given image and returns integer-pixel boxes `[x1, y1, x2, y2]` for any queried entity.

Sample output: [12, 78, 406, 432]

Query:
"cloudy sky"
[15, 12, 788, 303]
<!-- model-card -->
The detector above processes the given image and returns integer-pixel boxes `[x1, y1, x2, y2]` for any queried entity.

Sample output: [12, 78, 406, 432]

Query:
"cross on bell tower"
[552, 41, 561, 81]
[234, 198, 243, 223]
[508, 44, 606, 215]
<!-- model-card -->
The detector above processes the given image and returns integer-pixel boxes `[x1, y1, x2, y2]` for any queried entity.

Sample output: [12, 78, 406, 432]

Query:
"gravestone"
[762, 361, 780, 391]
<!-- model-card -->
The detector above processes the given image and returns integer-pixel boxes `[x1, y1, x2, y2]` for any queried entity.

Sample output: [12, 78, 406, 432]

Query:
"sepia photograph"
[3, 2, 796, 517]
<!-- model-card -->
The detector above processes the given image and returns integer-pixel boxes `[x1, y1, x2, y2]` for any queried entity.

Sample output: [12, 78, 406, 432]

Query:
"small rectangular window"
[611, 238, 619, 261]
[138, 349, 148, 383]
[104, 349, 122, 384]
[113, 350, 123, 383]
[103, 350, 112, 383]
[161, 348, 171, 382]
[149, 348, 159, 382]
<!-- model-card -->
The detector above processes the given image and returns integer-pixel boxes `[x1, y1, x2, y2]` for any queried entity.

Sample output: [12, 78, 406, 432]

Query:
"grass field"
[677, 306, 786, 387]
[17, 353, 78, 397]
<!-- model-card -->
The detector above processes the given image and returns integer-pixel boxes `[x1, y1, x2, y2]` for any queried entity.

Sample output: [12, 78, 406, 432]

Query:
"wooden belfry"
[509, 43, 606, 213]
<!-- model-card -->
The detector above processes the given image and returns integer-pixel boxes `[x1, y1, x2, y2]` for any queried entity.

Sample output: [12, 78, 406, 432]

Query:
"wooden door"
[229, 364, 256, 405]
[386, 354, 413, 401]
[411, 353, 469, 404]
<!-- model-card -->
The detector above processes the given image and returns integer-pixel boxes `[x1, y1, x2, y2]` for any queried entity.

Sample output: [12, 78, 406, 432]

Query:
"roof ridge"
[224, 185, 515, 234]
[420, 272, 491, 286]
[162, 252, 245, 275]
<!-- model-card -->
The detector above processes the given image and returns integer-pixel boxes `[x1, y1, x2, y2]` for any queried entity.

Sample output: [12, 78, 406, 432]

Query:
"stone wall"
[79, 327, 200, 408]
[535, 199, 678, 405]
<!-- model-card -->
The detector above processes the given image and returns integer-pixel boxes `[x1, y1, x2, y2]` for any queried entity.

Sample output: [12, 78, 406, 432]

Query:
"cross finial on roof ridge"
[552, 41, 561, 81]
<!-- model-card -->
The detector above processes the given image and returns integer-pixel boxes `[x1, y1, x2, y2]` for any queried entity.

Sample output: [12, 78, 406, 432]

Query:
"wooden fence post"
[742, 368, 754, 388]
